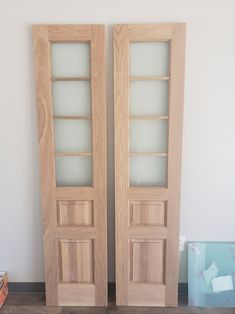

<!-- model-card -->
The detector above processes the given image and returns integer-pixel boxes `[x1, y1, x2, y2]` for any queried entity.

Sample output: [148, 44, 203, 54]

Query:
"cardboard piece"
[0, 272, 8, 308]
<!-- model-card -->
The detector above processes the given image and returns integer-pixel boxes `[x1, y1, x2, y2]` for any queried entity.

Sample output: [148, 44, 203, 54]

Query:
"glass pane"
[130, 81, 168, 116]
[51, 43, 90, 77]
[129, 120, 168, 153]
[52, 81, 91, 116]
[54, 120, 92, 153]
[129, 156, 167, 187]
[56, 156, 92, 187]
[188, 242, 235, 307]
[130, 42, 169, 77]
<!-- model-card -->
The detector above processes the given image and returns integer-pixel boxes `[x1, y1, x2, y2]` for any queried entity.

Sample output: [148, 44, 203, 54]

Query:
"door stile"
[165, 24, 186, 306]
[90, 26, 107, 306]
[33, 25, 58, 305]
[114, 25, 130, 305]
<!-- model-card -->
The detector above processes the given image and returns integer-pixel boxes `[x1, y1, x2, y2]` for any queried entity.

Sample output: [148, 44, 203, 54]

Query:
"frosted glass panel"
[188, 242, 235, 307]
[56, 157, 92, 187]
[130, 120, 168, 153]
[54, 120, 91, 153]
[52, 81, 91, 116]
[51, 43, 90, 77]
[130, 156, 167, 187]
[130, 81, 168, 116]
[130, 42, 169, 76]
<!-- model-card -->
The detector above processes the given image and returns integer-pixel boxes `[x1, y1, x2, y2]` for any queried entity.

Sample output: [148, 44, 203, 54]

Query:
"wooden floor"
[1, 292, 235, 314]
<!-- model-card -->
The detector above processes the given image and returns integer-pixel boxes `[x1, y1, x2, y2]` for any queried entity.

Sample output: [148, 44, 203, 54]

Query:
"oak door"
[33, 25, 107, 306]
[114, 24, 186, 306]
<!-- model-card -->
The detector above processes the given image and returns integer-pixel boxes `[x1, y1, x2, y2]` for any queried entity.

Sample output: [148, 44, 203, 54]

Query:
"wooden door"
[33, 25, 107, 306]
[114, 24, 186, 306]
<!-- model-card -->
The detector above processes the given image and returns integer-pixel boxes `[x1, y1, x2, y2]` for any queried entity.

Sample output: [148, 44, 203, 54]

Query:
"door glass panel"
[129, 156, 167, 187]
[51, 43, 90, 77]
[56, 156, 92, 187]
[54, 120, 92, 153]
[130, 42, 169, 77]
[130, 81, 168, 116]
[52, 81, 91, 116]
[129, 120, 168, 153]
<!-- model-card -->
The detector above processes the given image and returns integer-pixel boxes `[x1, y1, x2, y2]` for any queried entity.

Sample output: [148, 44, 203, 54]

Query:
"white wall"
[0, 0, 235, 283]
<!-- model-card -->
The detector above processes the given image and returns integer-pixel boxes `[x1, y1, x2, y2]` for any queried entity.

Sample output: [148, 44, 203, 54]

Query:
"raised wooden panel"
[59, 239, 93, 283]
[58, 283, 95, 306]
[130, 240, 164, 283]
[57, 200, 93, 226]
[128, 283, 165, 306]
[129, 201, 165, 226]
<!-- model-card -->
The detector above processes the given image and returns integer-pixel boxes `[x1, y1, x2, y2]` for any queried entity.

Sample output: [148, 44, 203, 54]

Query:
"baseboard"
[178, 283, 188, 295]
[8, 282, 45, 293]
[9, 282, 188, 295]
[108, 282, 115, 294]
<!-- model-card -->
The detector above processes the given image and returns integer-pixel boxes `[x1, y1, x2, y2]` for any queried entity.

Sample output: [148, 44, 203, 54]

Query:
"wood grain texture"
[53, 116, 91, 120]
[130, 240, 164, 283]
[33, 24, 107, 306]
[128, 188, 168, 201]
[58, 284, 95, 306]
[130, 76, 169, 81]
[57, 201, 93, 226]
[129, 201, 165, 226]
[129, 116, 168, 120]
[55, 187, 94, 200]
[129, 226, 167, 240]
[33, 25, 58, 306]
[114, 24, 129, 305]
[129, 153, 168, 157]
[114, 24, 186, 307]
[128, 283, 165, 307]
[59, 239, 93, 283]
[56, 227, 96, 239]
[165, 23, 186, 307]
[47, 24, 94, 42]
[90, 25, 107, 306]
[51, 77, 90, 81]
